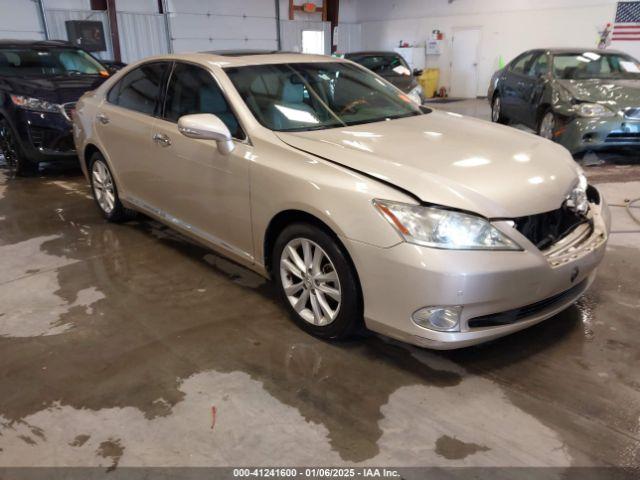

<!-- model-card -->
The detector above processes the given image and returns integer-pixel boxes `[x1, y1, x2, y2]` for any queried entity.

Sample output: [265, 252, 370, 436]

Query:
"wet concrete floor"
[1, 107, 639, 468]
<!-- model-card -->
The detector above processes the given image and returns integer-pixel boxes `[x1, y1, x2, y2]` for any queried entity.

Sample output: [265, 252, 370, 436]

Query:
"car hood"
[276, 110, 580, 218]
[556, 78, 640, 109]
[0, 75, 106, 104]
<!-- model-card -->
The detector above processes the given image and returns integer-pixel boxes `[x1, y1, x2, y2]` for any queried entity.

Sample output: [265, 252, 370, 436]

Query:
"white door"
[302, 30, 325, 54]
[450, 27, 481, 98]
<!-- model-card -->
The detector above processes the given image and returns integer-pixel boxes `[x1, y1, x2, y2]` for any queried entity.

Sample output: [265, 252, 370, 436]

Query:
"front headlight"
[408, 85, 423, 105]
[373, 199, 521, 250]
[10, 94, 62, 114]
[576, 103, 615, 118]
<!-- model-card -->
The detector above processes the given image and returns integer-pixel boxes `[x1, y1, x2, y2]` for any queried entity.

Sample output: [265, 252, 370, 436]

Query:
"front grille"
[29, 126, 75, 153]
[468, 279, 588, 329]
[605, 132, 640, 143]
[514, 206, 588, 251]
[624, 107, 640, 120]
[61, 102, 76, 122]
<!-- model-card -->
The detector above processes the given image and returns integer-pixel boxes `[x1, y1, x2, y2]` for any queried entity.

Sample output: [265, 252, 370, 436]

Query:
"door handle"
[96, 113, 110, 125]
[152, 133, 171, 147]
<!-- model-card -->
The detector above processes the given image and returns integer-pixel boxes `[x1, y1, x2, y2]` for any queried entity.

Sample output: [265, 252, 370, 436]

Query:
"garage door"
[167, 0, 278, 52]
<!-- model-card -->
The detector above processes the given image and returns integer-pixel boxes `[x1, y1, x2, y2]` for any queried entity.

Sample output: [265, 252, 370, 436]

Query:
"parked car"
[488, 48, 640, 156]
[74, 52, 610, 349]
[0, 39, 110, 175]
[344, 51, 424, 104]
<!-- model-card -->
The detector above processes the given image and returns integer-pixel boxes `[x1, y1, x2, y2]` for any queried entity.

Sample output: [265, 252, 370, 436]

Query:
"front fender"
[249, 134, 414, 268]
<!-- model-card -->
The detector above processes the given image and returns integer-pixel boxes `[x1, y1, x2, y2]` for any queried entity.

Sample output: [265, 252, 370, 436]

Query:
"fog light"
[412, 306, 462, 331]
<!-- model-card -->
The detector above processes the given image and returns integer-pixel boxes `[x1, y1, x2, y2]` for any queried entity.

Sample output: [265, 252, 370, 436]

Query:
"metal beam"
[106, 0, 121, 62]
[36, 0, 49, 40]
[275, 0, 282, 51]
[161, 0, 173, 53]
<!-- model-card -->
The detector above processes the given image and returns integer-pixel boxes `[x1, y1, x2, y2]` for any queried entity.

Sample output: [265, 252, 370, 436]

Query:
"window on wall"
[301, 30, 325, 55]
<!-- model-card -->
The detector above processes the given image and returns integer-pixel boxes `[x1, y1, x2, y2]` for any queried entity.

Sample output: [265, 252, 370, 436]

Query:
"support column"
[106, 0, 121, 62]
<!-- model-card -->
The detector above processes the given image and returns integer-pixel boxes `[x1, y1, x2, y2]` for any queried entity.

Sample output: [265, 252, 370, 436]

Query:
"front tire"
[0, 118, 38, 176]
[89, 152, 134, 222]
[538, 109, 556, 140]
[272, 223, 362, 340]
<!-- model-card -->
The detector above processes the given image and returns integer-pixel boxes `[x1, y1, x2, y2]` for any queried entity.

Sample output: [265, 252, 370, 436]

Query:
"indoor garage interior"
[1, 0, 639, 478]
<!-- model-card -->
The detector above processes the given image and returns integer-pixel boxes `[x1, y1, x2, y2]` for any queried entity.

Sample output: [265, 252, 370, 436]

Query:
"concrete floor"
[1, 100, 640, 469]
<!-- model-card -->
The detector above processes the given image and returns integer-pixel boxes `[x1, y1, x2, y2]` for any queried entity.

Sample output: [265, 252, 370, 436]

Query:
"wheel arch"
[84, 143, 102, 171]
[264, 210, 341, 273]
[536, 102, 553, 123]
[263, 208, 364, 321]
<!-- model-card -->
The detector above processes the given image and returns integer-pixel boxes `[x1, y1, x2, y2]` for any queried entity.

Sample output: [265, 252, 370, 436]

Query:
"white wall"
[344, 0, 634, 97]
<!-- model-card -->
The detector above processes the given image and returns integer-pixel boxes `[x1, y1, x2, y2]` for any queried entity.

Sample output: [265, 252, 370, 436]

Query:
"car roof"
[131, 51, 345, 68]
[539, 47, 628, 56]
[0, 39, 74, 48]
[345, 51, 401, 57]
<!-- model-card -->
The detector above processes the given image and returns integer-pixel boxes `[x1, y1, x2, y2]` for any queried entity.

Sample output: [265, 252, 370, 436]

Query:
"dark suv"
[0, 40, 111, 175]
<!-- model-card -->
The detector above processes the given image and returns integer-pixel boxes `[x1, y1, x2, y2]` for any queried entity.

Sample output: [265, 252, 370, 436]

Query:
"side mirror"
[413, 68, 423, 77]
[178, 113, 235, 155]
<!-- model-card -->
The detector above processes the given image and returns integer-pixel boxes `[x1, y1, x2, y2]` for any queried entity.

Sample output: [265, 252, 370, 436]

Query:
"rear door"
[95, 62, 170, 202]
[148, 62, 254, 262]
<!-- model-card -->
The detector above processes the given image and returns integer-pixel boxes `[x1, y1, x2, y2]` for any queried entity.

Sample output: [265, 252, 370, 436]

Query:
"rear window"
[349, 54, 411, 76]
[107, 62, 168, 115]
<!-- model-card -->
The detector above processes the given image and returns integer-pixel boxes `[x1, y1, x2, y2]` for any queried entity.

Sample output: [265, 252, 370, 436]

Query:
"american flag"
[612, 1, 640, 41]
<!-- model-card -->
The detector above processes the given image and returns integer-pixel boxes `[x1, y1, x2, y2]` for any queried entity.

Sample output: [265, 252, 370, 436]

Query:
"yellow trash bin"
[419, 68, 440, 99]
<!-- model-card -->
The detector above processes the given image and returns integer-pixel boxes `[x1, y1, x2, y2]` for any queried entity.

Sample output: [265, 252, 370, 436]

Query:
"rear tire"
[0, 118, 38, 176]
[272, 223, 362, 340]
[88, 151, 135, 222]
[491, 94, 509, 124]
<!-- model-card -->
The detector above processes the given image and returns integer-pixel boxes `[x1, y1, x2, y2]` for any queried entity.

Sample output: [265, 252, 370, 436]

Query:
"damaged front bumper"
[553, 113, 640, 155]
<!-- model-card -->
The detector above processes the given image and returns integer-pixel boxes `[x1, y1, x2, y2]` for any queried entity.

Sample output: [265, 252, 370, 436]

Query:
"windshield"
[552, 52, 640, 80]
[225, 62, 424, 132]
[0, 47, 108, 77]
[349, 54, 411, 76]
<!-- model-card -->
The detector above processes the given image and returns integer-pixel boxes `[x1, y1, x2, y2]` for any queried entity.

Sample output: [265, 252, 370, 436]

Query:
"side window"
[163, 63, 244, 139]
[510, 52, 537, 75]
[526, 54, 549, 77]
[107, 62, 167, 115]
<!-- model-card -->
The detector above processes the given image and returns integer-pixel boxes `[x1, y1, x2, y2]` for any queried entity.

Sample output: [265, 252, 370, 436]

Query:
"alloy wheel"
[279, 238, 342, 326]
[492, 97, 501, 122]
[539, 112, 555, 140]
[91, 160, 116, 214]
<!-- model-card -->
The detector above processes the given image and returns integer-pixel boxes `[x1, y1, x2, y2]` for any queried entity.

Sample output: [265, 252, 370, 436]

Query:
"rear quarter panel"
[72, 91, 101, 179]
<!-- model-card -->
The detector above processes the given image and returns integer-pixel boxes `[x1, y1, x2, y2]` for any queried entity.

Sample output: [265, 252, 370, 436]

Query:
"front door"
[148, 62, 254, 263]
[450, 27, 481, 98]
[515, 53, 550, 128]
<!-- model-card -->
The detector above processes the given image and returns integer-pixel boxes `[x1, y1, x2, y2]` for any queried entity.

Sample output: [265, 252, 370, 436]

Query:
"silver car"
[73, 52, 610, 349]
